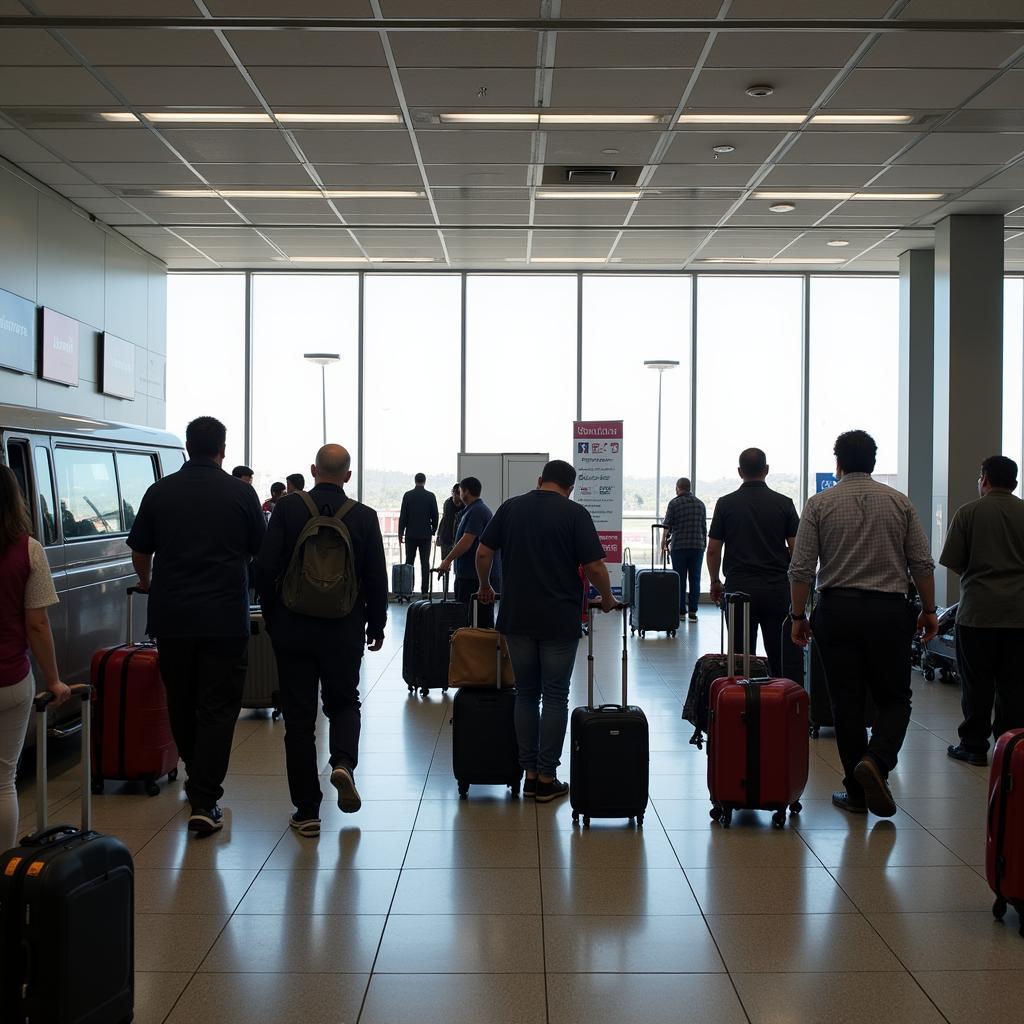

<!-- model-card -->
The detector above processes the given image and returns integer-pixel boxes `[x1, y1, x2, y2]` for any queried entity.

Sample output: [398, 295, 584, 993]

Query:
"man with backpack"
[256, 444, 388, 836]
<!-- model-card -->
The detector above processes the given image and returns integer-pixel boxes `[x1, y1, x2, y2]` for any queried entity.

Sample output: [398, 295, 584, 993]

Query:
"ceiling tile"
[555, 32, 707, 69]
[666, 130, 787, 164]
[760, 164, 877, 187]
[824, 69, 994, 110]
[542, 129, 661, 165]
[226, 30, 387, 67]
[967, 71, 1024, 111]
[79, 163, 203, 185]
[390, 32, 540, 68]
[551, 68, 692, 108]
[417, 129, 534, 163]
[426, 164, 530, 186]
[162, 128, 298, 163]
[650, 163, 759, 187]
[98, 66, 256, 106]
[291, 130, 416, 164]
[563, 0, 719, 13]
[0, 129, 61, 162]
[30, 128, 175, 162]
[898, 0, 1024, 16]
[729, 2, 891, 16]
[381, 1, 537, 13]
[897, 132, 1024, 164]
[875, 163, 1000, 188]
[0, 67, 116, 105]
[860, 32, 1023, 69]
[248, 67, 397, 107]
[400, 69, 536, 107]
[208, 1, 372, 12]
[19, 162, 94, 186]
[314, 164, 426, 186]
[0, 28, 77, 65]
[36, 1, 200, 12]
[985, 165, 1024, 189]
[781, 131, 915, 165]
[707, 32, 866, 69]
[686, 68, 837, 109]
[66, 30, 233, 66]
[194, 162, 314, 186]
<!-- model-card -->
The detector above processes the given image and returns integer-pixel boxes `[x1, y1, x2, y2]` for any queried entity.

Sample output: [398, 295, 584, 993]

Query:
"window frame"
[52, 444, 125, 541]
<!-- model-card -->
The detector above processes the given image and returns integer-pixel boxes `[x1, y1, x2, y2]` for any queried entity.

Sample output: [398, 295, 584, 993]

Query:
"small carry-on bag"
[90, 586, 179, 797]
[987, 728, 1024, 936]
[0, 685, 135, 1024]
[448, 608, 515, 689]
[620, 547, 637, 608]
[630, 524, 680, 638]
[242, 606, 281, 719]
[570, 607, 649, 828]
[708, 593, 809, 829]
[402, 572, 466, 696]
[392, 562, 415, 603]
[452, 597, 522, 798]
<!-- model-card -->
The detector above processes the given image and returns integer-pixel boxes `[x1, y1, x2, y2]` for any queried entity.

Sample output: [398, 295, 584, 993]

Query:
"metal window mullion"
[460, 272, 467, 453]
[689, 274, 698, 487]
[576, 272, 583, 421]
[799, 273, 811, 511]
[357, 271, 365, 502]
[243, 270, 253, 467]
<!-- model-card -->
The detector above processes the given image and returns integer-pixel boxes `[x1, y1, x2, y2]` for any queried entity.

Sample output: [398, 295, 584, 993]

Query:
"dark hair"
[270, 481, 285, 497]
[676, 477, 690, 491]
[286, 473, 305, 490]
[231, 465, 254, 479]
[738, 448, 767, 478]
[540, 459, 576, 490]
[833, 430, 877, 474]
[982, 455, 1018, 490]
[414, 472, 426, 485]
[452, 484, 461, 494]
[0, 464, 31, 551]
[459, 476, 482, 498]
[185, 416, 226, 460]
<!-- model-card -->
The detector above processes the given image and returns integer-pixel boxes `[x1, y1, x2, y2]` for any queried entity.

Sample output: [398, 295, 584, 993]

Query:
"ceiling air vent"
[541, 165, 643, 186]
[566, 167, 618, 184]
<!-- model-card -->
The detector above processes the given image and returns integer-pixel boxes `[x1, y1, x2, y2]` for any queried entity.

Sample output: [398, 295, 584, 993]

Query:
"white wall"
[0, 162, 167, 428]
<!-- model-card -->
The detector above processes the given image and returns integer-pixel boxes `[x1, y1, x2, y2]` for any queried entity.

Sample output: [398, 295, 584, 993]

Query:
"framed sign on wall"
[40, 307, 80, 387]
[0, 287, 36, 375]
[101, 333, 136, 400]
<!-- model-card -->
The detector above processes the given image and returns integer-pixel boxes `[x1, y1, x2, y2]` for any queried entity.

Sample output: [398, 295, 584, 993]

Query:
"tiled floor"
[18, 607, 1024, 1024]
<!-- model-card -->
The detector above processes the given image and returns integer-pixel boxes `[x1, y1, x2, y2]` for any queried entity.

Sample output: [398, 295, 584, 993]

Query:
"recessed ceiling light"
[275, 113, 403, 124]
[153, 189, 221, 198]
[851, 192, 944, 201]
[151, 188, 425, 200]
[754, 190, 943, 201]
[144, 112, 273, 123]
[288, 256, 437, 263]
[439, 112, 662, 125]
[100, 112, 139, 122]
[769, 202, 796, 213]
[745, 85, 775, 98]
[696, 257, 845, 265]
[529, 257, 608, 263]
[712, 144, 735, 154]
[440, 112, 539, 124]
[827, 239, 850, 247]
[326, 190, 424, 199]
[601, 147, 620, 155]
[676, 112, 912, 126]
[811, 114, 914, 124]
[536, 190, 641, 200]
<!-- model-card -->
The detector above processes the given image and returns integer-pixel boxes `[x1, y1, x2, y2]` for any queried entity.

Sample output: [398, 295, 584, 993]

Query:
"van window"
[6, 440, 29, 502]
[117, 452, 157, 531]
[33, 447, 58, 545]
[54, 448, 120, 538]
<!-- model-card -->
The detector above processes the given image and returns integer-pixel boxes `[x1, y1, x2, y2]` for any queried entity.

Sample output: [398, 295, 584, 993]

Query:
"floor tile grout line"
[536, 796, 550, 1024]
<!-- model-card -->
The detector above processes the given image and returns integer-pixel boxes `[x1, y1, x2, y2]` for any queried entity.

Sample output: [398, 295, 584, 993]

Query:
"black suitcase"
[0, 685, 134, 1024]
[921, 604, 958, 683]
[402, 573, 466, 696]
[630, 525, 680, 638]
[570, 606, 650, 828]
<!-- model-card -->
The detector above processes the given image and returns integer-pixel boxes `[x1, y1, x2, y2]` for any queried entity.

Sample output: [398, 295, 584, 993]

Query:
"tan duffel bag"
[448, 598, 516, 688]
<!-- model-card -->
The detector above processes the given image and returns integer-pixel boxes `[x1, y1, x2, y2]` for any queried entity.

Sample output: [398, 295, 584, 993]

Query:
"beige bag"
[448, 627, 515, 688]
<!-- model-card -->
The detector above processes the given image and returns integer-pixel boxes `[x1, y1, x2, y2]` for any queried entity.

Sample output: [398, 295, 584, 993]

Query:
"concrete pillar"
[933, 214, 1004, 604]
[897, 248, 934, 532]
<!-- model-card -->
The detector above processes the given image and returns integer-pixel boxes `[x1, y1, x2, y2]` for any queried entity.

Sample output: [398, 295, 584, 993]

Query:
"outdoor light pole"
[303, 352, 341, 446]
[644, 360, 680, 528]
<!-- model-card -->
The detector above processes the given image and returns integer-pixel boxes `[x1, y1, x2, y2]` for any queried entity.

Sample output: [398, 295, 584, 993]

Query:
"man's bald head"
[312, 444, 352, 485]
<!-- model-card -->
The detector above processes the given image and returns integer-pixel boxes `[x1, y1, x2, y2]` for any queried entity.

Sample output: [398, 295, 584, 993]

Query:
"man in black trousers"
[399, 472, 439, 596]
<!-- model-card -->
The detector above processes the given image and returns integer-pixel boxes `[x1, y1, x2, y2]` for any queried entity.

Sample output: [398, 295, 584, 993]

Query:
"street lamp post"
[303, 352, 341, 446]
[644, 360, 680, 531]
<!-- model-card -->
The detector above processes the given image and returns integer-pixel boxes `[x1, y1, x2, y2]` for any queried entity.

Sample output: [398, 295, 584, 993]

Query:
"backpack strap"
[334, 498, 357, 523]
[298, 491, 320, 520]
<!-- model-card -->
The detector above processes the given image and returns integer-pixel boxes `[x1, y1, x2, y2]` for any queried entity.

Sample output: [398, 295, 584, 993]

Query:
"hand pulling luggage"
[570, 606, 649, 828]
[90, 586, 179, 797]
[402, 572, 465, 696]
[242, 606, 281, 718]
[0, 685, 134, 1024]
[921, 604, 958, 683]
[392, 562, 415, 603]
[630, 524, 680, 638]
[452, 597, 522, 798]
[708, 593, 809, 829]
[987, 728, 1024, 936]
[620, 547, 637, 608]
[448, 597, 515, 688]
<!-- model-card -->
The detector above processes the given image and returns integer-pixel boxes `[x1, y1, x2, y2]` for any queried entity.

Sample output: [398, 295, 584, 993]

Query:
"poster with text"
[40, 307, 80, 387]
[573, 420, 624, 575]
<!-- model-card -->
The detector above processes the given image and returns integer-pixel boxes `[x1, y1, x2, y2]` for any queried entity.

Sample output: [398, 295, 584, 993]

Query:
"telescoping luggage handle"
[586, 604, 628, 711]
[650, 523, 669, 571]
[471, 593, 504, 691]
[125, 584, 153, 643]
[33, 684, 93, 835]
[725, 592, 753, 680]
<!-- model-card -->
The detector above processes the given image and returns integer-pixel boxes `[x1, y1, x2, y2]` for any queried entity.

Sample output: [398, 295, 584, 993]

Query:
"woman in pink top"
[0, 465, 70, 850]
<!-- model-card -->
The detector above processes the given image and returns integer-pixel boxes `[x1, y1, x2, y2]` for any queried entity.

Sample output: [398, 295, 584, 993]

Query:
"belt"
[820, 587, 907, 600]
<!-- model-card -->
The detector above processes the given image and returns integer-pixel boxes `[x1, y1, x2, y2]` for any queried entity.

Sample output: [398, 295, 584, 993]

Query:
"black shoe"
[330, 766, 362, 813]
[947, 744, 987, 767]
[688, 613, 698, 622]
[535, 778, 569, 803]
[523, 777, 537, 798]
[290, 812, 321, 838]
[188, 805, 223, 837]
[832, 791, 867, 814]
[853, 758, 897, 817]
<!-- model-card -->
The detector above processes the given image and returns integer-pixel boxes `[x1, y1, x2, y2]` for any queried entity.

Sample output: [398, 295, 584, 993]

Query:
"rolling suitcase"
[620, 547, 637, 607]
[402, 572, 465, 696]
[90, 587, 179, 797]
[921, 604, 958, 683]
[708, 593, 809, 829]
[452, 599, 522, 798]
[988, 728, 1024, 936]
[392, 562, 415, 603]
[630, 524, 680, 638]
[242, 606, 281, 718]
[570, 606, 649, 828]
[0, 685, 134, 1024]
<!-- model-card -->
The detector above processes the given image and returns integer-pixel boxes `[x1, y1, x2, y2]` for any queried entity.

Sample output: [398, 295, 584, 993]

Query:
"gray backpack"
[281, 493, 359, 618]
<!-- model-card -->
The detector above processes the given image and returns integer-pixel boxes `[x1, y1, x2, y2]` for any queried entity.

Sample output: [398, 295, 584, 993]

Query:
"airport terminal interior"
[3, 3, 1024, 1023]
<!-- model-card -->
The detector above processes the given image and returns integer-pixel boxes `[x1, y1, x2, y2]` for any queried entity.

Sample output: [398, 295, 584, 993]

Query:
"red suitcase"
[707, 593, 809, 828]
[90, 587, 179, 796]
[987, 728, 1024, 936]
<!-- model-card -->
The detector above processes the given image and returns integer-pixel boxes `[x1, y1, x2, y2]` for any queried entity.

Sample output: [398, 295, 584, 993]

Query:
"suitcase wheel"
[145, 780, 161, 797]
[772, 810, 786, 829]
[407, 686, 415, 694]
[709, 806, 720, 822]
[510, 780, 521, 797]
[168, 767, 179, 783]
[572, 810, 579, 823]
[636, 814, 644, 828]
[583, 816, 591, 829]
[420, 687, 430, 697]
[810, 725, 821, 739]
[720, 808, 733, 828]
[994, 897, 1008, 921]
[91, 778, 105, 795]
[458, 781, 469, 799]
[789, 801, 802, 815]
[272, 709, 281, 720]
[923, 667, 936, 682]
[639, 630, 646, 639]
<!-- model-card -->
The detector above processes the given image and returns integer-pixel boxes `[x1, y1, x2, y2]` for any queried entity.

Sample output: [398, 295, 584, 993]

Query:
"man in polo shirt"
[128, 416, 266, 837]
[707, 447, 803, 684]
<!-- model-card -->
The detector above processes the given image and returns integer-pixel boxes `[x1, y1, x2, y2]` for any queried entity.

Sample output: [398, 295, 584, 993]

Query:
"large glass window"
[166, 274, 246, 464]
[465, 275, 577, 456]
[363, 275, 462, 580]
[250, 275, 359, 503]
[33, 446, 57, 545]
[807, 277, 900, 495]
[116, 452, 157, 532]
[1003, 278, 1024, 487]
[54, 448, 120, 538]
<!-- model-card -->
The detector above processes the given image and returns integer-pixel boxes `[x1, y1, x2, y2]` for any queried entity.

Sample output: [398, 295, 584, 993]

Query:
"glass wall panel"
[1003, 278, 1024, 488]
[363, 274, 462, 583]
[166, 274, 246, 465]
[250, 275, 359, 503]
[807, 277, 900, 496]
[465, 275, 577, 459]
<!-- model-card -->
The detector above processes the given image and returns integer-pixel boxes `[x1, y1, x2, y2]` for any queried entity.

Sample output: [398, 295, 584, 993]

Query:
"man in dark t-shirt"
[707, 447, 802, 683]
[477, 460, 618, 804]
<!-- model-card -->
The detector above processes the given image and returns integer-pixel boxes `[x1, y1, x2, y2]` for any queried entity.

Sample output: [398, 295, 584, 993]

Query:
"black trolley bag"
[0, 685, 134, 1024]
[452, 596, 522, 799]
[402, 570, 466, 696]
[570, 606, 650, 828]
[630, 524, 680, 638]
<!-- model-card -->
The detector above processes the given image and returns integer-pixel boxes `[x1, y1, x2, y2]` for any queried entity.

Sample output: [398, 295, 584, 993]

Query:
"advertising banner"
[40, 307, 79, 387]
[816, 472, 838, 493]
[101, 333, 136, 400]
[0, 287, 35, 375]
[573, 420, 624, 568]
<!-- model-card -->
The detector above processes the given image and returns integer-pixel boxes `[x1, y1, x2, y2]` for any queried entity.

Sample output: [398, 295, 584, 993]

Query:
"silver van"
[0, 403, 185, 743]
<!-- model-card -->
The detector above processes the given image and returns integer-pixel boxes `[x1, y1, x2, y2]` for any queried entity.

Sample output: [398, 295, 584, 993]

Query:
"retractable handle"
[725, 592, 752, 680]
[585, 604, 629, 710]
[651, 523, 668, 571]
[471, 593, 503, 691]
[125, 585, 146, 642]
[34, 684, 92, 834]
[429, 567, 451, 603]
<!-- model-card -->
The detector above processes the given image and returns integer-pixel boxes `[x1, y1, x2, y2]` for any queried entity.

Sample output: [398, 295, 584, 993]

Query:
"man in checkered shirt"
[789, 430, 939, 818]
[661, 478, 707, 621]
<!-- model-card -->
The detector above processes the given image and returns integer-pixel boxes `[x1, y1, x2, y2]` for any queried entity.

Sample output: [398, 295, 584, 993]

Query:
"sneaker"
[523, 777, 537, 798]
[330, 765, 362, 813]
[853, 757, 897, 817]
[831, 791, 867, 814]
[947, 744, 987, 767]
[534, 778, 569, 803]
[688, 613, 698, 622]
[290, 813, 321, 838]
[188, 805, 223, 837]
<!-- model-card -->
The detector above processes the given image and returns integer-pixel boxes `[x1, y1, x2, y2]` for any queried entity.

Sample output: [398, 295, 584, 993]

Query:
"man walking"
[790, 430, 938, 818]
[707, 449, 802, 683]
[256, 445, 388, 837]
[437, 477, 499, 629]
[128, 416, 265, 837]
[286, 473, 305, 494]
[399, 473, 439, 596]
[476, 460, 618, 803]
[438, 484, 464, 561]
[940, 455, 1024, 766]
[662, 477, 706, 622]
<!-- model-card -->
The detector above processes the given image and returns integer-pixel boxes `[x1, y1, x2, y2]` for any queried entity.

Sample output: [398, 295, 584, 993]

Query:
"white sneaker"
[330, 766, 362, 813]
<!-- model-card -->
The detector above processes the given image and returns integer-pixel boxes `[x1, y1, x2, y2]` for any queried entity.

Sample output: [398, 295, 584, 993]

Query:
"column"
[933, 214, 1004, 604]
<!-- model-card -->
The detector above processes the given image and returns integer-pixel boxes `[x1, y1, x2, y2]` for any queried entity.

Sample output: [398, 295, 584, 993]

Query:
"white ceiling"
[1, 2, 1024, 271]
